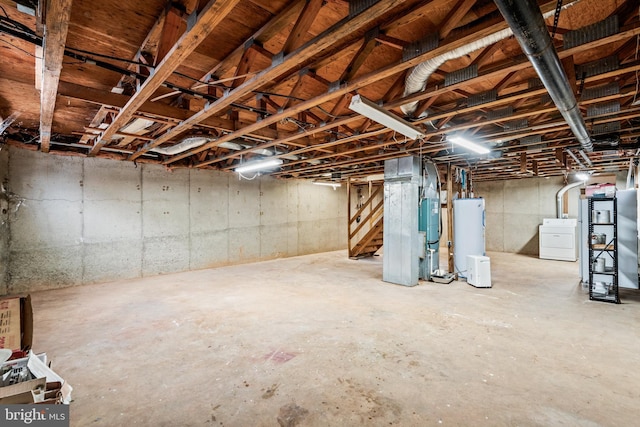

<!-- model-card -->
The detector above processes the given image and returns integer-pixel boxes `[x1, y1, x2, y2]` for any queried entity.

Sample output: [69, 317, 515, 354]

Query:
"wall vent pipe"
[494, 0, 593, 152]
[556, 180, 584, 219]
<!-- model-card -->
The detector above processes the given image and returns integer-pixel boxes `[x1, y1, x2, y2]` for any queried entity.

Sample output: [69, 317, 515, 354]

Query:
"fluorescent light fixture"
[313, 181, 341, 189]
[576, 172, 590, 181]
[448, 136, 491, 154]
[349, 94, 424, 140]
[234, 158, 283, 173]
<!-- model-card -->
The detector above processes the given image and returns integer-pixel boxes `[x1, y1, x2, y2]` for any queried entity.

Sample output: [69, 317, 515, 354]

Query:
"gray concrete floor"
[31, 251, 640, 426]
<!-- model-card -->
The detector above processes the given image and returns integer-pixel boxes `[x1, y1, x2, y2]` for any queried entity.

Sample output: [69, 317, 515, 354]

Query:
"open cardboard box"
[0, 352, 73, 404]
[0, 296, 72, 404]
[0, 294, 33, 354]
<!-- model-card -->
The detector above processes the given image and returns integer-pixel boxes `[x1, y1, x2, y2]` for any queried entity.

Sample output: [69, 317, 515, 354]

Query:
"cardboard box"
[0, 295, 33, 352]
[585, 183, 616, 197]
[0, 377, 46, 404]
[587, 174, 616, 185]
[0, 353, 72, 404]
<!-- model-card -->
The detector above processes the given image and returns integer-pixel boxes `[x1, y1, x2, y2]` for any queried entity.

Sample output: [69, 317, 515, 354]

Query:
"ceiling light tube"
[448, 136, 491, 154]
[349, 94, 424, 140]
[575, 172, 590, 181]
[234, 158, 283, 173]
[313, 181, 341, 189]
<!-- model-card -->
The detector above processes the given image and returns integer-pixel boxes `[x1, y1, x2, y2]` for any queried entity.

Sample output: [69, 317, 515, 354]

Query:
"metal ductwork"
[494, 0, 593, 152]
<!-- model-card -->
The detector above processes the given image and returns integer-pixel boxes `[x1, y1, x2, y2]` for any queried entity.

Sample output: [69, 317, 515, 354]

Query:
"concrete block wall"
[0, 146, 8, 295]
[2, 147, 347, 295]
[474, 174, 626, 255]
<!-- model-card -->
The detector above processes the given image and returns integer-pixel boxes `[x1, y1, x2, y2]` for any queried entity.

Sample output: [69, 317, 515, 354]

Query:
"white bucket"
[592, 210, 611, 224]
[593, 257, 606, 273]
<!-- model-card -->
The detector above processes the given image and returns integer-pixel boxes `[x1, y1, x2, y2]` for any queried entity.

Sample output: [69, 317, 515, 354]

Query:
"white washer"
[539, 218, 577, 261]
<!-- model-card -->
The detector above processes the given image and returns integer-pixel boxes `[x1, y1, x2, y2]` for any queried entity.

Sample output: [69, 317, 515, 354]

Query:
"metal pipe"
[494, 0, 593, 152]
[578, 149, 593, 167]
[566, 149, 585, 169]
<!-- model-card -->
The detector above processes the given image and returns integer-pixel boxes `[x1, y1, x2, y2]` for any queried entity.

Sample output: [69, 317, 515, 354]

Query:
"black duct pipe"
[493, 0, 593, 152]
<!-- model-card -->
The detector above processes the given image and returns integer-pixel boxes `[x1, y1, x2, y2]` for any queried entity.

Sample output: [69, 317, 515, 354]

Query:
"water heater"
[453, 198, 486, 278]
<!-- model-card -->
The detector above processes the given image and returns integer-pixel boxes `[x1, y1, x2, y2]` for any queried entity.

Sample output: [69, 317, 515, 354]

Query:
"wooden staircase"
[348, 184, 384, 258]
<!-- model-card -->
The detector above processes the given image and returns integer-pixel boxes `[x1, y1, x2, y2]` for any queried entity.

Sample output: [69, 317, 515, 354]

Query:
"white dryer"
[539, 218, 578, 261]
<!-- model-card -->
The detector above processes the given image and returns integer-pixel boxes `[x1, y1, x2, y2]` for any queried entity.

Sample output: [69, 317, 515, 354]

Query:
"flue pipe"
[493, 0, 593, 152]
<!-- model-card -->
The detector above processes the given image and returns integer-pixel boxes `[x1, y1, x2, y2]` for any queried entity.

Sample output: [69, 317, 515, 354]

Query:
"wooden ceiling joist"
[39, 0, 73, 153]
[438, 0, 476, 40]
[282, 0, 324, 55]
[89, 0, 241, 156]
[178, 2, 639, 170]
[340, 28, 380, 82]
[132, 0, 408, 161]
[2, 0, 639, 182]
[155, 4, 184, 66]
[196, 0, 306, 85]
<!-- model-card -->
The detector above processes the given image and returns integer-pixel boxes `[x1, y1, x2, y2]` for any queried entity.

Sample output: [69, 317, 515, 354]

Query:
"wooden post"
[447, 164, 454, 274]
[347, 177, 352, 257]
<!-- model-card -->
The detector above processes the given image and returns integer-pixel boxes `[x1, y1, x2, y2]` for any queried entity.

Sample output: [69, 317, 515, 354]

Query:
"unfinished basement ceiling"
[0, 0, 639, 181]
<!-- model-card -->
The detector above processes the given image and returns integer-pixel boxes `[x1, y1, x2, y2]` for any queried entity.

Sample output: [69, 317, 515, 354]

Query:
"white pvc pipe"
[556, 181, 583, 219]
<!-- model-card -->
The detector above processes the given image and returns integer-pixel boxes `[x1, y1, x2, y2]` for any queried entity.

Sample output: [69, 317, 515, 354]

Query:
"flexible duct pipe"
[151, 136, 214, 156]
[556, 180, 584, 218]
[400, 3, 579, 116]
[494, 0, 593, 152]
[151, 137, 301, 160]
[401, 28, 513, 116]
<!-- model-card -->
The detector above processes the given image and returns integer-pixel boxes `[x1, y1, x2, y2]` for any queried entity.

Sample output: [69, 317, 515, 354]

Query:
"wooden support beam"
[562, 56, 577, 96]
[532, 159, 539, 176]
[329, 95, 351, 119]
[382, 73, 407, 103]
[446, 164, 454, 274]
[282, 0, 324, 55]
[80, 4, 169, 145]
[306, 70, 331, 87]
[374, 34, 407, 50]
[347, 177, 352, 256]
[133, 0, 406, 161]
[196, 0, 306, 84]
[90, 0, 240, 156]
[471, 42, 502, 68]
[282, 72, 306, 110]
[494, 71, 518, 94]
[439, 0, 476, 39]
[394, 22, 640, 110]
[555, 148, 563, 164]
[155, 5, 185, 66]
[39, 0, 73, 153]
[414, 94, 441, 118]
[165, 2, 639, 166]
[520, 152, 527, 173]
[233, 42, 261, 88]
[340, 28, 380, 82]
